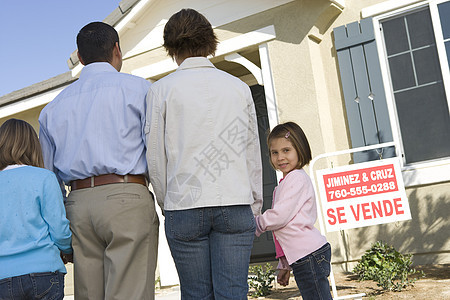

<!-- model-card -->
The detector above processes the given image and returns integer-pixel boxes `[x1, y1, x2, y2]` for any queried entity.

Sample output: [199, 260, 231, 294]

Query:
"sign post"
[309, 142, 411, 300]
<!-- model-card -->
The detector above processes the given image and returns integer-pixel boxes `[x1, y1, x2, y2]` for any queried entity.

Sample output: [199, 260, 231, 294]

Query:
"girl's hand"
[277, 269, 290, 286]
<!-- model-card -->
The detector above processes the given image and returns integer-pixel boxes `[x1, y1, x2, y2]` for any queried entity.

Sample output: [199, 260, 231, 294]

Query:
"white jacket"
[146, 57, 263, 214]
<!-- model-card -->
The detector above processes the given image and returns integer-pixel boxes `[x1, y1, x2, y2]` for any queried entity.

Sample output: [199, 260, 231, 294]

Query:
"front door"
[250, 84, 277, 262]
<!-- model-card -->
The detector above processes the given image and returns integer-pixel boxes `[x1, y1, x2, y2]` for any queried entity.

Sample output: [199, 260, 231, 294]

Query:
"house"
[1, 0, 448, 288]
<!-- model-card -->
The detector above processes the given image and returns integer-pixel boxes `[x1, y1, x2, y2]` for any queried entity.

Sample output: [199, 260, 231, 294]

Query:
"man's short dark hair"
[163, 8, 218, 59]
[77, 22, 119, 65]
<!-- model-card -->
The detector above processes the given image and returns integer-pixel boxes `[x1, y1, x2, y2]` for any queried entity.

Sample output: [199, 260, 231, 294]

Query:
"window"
[379, 1, 450, 164]
[334, 0, 450, 185]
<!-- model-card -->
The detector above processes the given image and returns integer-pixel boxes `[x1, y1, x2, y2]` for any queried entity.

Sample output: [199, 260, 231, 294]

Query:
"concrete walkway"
[63, 286, 181, 300]
[154, 286, 181, 300]
[63, 262, 182, 299]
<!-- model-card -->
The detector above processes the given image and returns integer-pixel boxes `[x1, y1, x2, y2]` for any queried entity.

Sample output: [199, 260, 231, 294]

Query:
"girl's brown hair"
[0, 119, 44, 170]
[267, 122, 312, 170]
[163, 8, 218, 59]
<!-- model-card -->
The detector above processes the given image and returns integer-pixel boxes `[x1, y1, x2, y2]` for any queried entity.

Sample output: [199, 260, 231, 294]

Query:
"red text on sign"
[323, 164, 398, 202]
[326, 198, 404, 225]
[326, 206, 347, 225]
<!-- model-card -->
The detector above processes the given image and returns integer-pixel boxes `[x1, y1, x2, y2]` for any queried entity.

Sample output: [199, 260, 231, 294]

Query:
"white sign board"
[316, 158, 411, 232]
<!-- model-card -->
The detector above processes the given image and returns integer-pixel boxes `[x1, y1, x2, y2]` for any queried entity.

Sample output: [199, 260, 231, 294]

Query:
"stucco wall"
[1, 0, 448, 269]
[219, 0, 337, 162]
[0, 105, 44, 131]
[214, 0, 449, 267]
[334, 181, 450, 271]
[318, 0, 449, 267]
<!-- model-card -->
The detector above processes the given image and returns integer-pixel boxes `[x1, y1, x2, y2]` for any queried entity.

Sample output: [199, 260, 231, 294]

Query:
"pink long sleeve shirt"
[255, 169, 327, 265]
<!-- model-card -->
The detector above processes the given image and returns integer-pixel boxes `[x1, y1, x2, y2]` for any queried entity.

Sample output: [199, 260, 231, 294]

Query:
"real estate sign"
[316, 158, 411, 232]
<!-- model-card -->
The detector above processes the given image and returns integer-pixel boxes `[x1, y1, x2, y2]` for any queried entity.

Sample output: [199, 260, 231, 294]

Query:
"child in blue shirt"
[0, 118, 72, 300]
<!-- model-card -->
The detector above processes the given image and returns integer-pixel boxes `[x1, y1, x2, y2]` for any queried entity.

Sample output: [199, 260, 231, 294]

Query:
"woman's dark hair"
[163, 8, 218, 59]
[267, 122, 312, 170]
[0, 119, 44, 170]
[76, 22, 119, 65]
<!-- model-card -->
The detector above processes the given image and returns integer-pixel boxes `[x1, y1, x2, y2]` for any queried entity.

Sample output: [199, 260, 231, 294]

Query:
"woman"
[146, 8, 263, 299]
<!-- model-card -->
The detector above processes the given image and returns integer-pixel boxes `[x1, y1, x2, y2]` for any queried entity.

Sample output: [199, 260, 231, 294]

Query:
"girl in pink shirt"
[255, 122, 332, 300]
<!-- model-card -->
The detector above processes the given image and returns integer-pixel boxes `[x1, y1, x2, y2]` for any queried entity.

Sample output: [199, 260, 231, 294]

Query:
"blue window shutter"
[334, 18, 395, 162]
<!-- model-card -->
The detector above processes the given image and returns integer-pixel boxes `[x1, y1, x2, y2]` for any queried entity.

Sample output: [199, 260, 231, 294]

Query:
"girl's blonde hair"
[0, 119, 44, 170]
[267, 121, 312, 171]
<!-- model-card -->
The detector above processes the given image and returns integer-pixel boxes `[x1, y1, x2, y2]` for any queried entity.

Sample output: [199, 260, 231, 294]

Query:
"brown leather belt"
[70, 174, 147, 191]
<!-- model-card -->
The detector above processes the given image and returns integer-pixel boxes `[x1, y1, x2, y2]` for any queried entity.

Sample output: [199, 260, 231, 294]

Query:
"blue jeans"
[165, 205, 255, 300]
[0, 272, 65, 300]
[291, 243, 332, 300]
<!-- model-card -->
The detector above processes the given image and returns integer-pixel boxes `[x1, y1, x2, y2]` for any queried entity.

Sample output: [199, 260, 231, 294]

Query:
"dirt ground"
[251, 264, 450, 299]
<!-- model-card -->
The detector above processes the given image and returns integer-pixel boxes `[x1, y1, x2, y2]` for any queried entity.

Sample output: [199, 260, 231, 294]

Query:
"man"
[39, 22, 159, 300]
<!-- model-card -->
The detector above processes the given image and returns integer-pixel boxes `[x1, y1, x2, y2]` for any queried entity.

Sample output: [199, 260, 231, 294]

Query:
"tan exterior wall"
[1, 0, 448, 271]
[212, 0, 449, 267]
[334, 181, 450, 271]
[0, 105, 44, 132]
[218, 1, 335, 161]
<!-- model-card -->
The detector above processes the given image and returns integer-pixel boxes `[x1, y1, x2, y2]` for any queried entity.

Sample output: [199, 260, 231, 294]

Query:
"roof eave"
[0, 72, 76, 108]
[67, 0, 140, 69]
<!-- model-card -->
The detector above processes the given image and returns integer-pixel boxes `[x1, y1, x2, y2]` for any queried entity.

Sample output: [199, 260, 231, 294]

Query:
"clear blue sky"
[0, 1, 122, 97]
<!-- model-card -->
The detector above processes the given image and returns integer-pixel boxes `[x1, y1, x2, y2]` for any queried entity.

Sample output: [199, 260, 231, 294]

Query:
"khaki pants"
[65, 183, 159, 300]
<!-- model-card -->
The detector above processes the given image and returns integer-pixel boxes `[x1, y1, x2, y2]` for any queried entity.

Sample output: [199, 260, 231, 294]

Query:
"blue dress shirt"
[39, 63, 151, 186]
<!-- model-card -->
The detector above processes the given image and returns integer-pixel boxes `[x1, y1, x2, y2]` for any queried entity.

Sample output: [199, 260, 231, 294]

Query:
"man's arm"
[39, 122, 67, 197]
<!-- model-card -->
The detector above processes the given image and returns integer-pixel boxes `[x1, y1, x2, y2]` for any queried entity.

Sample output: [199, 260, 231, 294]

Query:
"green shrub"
[353, 241, 424, 291]
[248, 263, 276, 297]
